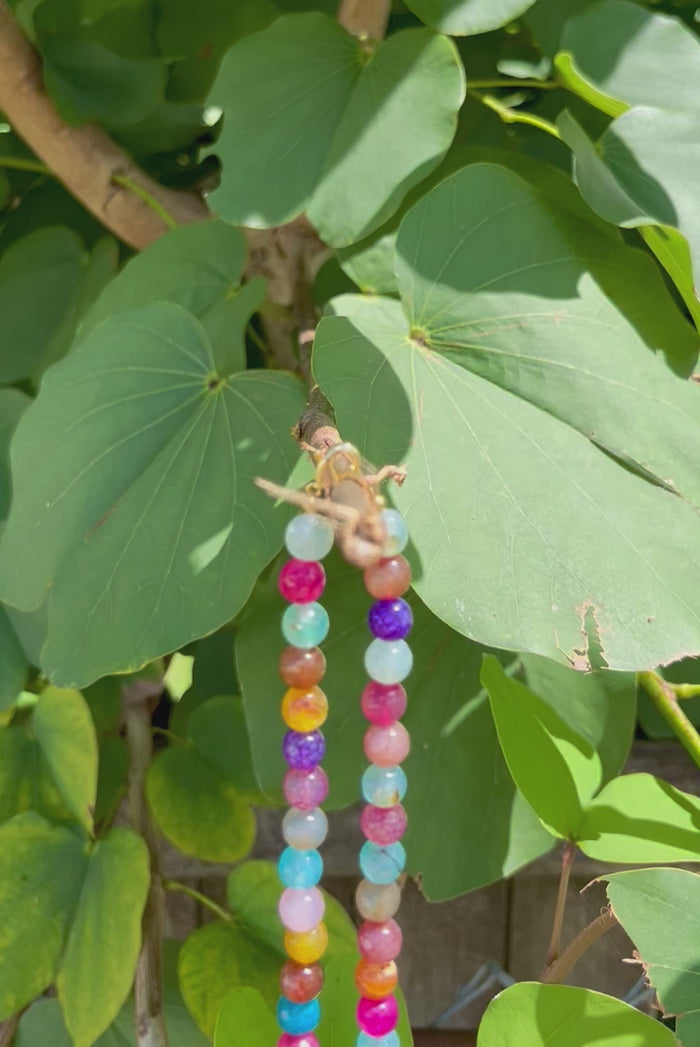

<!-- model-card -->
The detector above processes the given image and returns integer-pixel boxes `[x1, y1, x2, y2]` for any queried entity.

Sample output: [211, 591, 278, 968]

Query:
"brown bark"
[337, 0, 391, 39]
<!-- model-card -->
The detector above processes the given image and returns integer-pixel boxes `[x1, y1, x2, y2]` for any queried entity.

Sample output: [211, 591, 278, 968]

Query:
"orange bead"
[279, 646, 326, 688]
[282, 686, 328, 731]
[284, 922, 329, 964]
[355, 959, 398, 999]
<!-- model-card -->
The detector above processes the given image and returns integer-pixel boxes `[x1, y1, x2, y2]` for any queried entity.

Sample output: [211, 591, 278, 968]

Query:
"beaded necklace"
[270, 444, 411, 1047]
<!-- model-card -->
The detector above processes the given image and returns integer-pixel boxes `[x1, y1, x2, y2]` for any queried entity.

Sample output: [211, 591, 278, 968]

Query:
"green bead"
[282, 602, 329, 649]
[285, 513, 334, 561]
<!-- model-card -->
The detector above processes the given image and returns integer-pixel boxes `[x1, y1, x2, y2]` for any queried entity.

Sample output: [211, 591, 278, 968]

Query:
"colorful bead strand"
[356, 509, 412, 1047]
[277, 512, 334, 1047]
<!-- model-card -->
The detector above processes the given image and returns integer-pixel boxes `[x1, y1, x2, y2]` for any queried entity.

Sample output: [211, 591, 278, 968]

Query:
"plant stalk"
[638, 671, 700, 770]
[164, 880, 233, 923]
[471, 90, 562, 140]
[541, 909, 617, 984]
[125, 688, 169, 1047]
[543, 841, 576, 971]
[337, 0, 391, 39]
[0, 1014, 20, 1047]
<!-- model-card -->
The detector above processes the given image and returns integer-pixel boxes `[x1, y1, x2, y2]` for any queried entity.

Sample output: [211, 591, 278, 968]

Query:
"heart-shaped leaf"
[0, 302, 304, 687]
[207, 14, 465, 246]
[405, 0, 537, 35]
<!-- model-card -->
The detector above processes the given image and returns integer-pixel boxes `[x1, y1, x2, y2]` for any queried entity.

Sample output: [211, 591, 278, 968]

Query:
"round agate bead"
[282, 687, 328, 732]
[358, 919, 403, 963]
[355, 959, 398, 999]
[361, 804, 407, 846]
[278, 1035, 320, 1047]
[278, 848, 323, 889]
[368, 599, 413, 641]
[365, 639, 412, 684]
[279, 887, 325, 933]
[364, 723, 410, 766]
[285, 514, 334, 561]
[285, 922, 328, 964]
[277, 996, 321, 1036]
[357, 995, 398, 1037]
[356, 880, 401, 921]
[283, 729, 326, 770]
[283, 767, 329, 811]
[357, 1033, 400, 1047]
[280, 960, 324, 1003]
[362, 765, 407, 808]
[282, 603, 329, 649]
[361, 683, 407, 726]
[283, 807, 328, 850]
[279, 646, 326, 688]
[360, 841, 406, 885]
[364, 556, 411, 600]
[279, 559, 326, 604]
[380, 509, 409, 556]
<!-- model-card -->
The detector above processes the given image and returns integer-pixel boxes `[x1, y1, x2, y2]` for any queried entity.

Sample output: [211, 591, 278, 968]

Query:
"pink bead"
[279, 560, 326, 603]
[278, 887, 325, 933]
[357, 995, 399, 1037]
[284, 767, 329, 811]
[358, 919, 403, 963]
[361, 682, 407, 726]
[278, 1036, 319, 1047]
[361, 804, 407, 845]
[364, 723, 410, 766]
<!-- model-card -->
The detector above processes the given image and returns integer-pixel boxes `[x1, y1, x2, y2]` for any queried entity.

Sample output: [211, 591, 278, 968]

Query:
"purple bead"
[283, 730, 326, 770]
[368, 599, 413, 641]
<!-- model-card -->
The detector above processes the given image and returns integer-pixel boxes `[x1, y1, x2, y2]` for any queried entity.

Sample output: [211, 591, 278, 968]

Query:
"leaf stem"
[471, 90, 562, 140]
[543, 841, 576, 972]
[164, 880, 233, 923]
[637, 671, 700, 769]
[0, 1014, 21, 1047]
[151, 725, 188, 746]
[469, 78, 558, 90]
[0, 155, 50, 174]
[111, 173, 178, 231]
[541, 909, 617, 984]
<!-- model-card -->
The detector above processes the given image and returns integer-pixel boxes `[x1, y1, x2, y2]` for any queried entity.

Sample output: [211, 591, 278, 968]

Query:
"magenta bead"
[278, 887, 325, 933]
[358, 919, 403, 963]
[361, 804, 407, 845]
[361, 682, 407, 726]
[278, 1036, 320, 1047]
[279, 560, 326, 604]
[284, 767, 329, 811]
[364, 723, 410, 766]
[357, 995, 399, 1037]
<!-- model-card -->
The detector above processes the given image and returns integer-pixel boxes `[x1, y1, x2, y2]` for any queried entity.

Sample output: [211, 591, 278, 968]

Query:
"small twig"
[163, 880, 233, 923]
[543, 841, 577, 972]
[638, 671, 700, 769]
[0, 1014, 21, 1047]
[541, 909, 617, 984]
[471, 90, 562, 140]
[111, 174, 178, 231]
[337, 0, 390, 39]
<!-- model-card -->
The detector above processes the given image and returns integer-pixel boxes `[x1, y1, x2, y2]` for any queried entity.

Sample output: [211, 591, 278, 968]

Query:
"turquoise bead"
[360, 841, 406, 885]
[364, 639, 412, 684]
[282, 602, 329, 649]
[381, 509, 408, 556]
[362, 765, 407, 808]
[285, 513, 334, 561]
[277, 996, 320, 1035]
[278, 847, 323, 888]
[358, 1033, 400, 1047]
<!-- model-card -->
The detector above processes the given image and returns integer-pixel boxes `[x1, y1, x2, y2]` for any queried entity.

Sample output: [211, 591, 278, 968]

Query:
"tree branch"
[337, 0, 391, 39]
[0, 0, 208, 249]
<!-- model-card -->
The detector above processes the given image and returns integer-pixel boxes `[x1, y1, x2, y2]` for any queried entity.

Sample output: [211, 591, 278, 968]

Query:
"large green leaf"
[0, 606, 28, 713]
[477, 981, 675, 1046]
[32, 686, 98, 834]
[0, 228, 85, 384]
[0, 388, 30, 521]
[483, 656, 601, 839]
[405, 0, 536, 35]
[0, 302, 304, 687]
[579, 774, 700, 863]
[0, 813, 87, 1019]
[213, 988, 279, 1047]
[605, 868, 700, 1047]
[207, 14, 464, 246]
[312, 163, 700, 671]
[237, 553, 552, 898]
[57, 828, 150, 1047]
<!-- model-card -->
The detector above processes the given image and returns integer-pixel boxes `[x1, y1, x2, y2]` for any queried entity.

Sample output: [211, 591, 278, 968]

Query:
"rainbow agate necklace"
[271, 444, 412, 1047]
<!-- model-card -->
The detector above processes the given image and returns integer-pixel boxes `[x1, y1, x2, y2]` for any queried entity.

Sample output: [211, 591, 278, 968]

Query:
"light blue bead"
[381, 508, 409, 556]
[360, 841, 406, 885]
[364, 639, 413, 684]
[277, 996, 320, 1035]
[358, 1033, 400, 1047]
[278, 847, 323, 888]
[285, 513, 334, 561]
[282, 602, 329, 649]
[362, 765, 407, 808]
